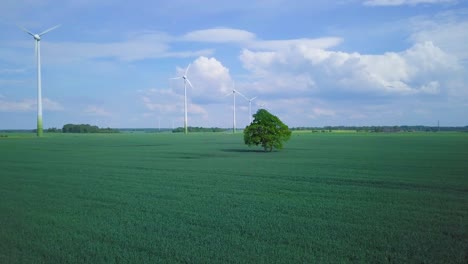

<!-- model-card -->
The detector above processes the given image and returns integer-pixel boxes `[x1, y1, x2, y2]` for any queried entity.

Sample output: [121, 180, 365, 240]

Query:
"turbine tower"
[19, 24, 60, 137]
[239, 94, 257, 124]
[225, 82, 246, 133]
[171, 64, 193, 134]
[247, 97, 257, 124]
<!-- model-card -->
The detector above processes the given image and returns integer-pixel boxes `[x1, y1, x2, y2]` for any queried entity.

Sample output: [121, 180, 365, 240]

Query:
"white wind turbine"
[241, 95, 257, 124]
[19, 24, 60, 137]
[225, 82, 247, 133]
[171, 64, 193, 134]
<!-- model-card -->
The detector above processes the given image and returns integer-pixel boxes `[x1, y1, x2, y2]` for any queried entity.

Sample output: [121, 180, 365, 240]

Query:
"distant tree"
[243, 109, 292, 152]
[46, 127, 61, 133]
[62, 124, 118, 133]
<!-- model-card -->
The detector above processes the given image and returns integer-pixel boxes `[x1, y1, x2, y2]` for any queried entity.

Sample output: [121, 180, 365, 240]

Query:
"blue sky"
[0, 0, 467, 129]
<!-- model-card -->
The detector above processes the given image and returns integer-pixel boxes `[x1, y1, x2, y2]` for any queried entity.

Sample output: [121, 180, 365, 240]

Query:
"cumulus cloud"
[240, 41, 459, 97]
[173, 56, 233, 102]
[409, 11, 468, 60]
[363, 0, 456, 6]
[139, 57, 233, 126]
[250, 38, 343, 51]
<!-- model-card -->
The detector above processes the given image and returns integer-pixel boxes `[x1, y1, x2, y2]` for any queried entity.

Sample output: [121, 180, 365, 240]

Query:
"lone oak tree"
[244, 109, 292, 152]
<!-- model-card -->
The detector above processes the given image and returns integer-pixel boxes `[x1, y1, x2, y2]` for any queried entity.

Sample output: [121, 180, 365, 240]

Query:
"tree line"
[291, 126, 468, 133]
[52, 124, 119, 133]
[172, 127, 226, 133]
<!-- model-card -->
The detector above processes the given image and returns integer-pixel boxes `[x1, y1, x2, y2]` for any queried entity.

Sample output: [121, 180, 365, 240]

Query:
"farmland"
[0, 132, 467, 263]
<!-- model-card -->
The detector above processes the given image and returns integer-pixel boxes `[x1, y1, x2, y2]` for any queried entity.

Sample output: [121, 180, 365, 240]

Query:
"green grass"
[1, 132, 467, 263]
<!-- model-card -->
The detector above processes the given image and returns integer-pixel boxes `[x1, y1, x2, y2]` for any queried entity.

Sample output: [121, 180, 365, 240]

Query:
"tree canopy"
[62, 124, 119, 133]
[243, 109, 292, 152]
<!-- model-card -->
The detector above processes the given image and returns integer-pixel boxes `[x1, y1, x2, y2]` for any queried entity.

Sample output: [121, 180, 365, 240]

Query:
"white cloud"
[182, 28, 256, 43]
[250, 38, 343, 51]
[174, 56, 233, 101]
[240, 41, 459, 96]
[409, 11, 468, 59]
[35, 32, 214, 63]
[0, 97, 63, 112]
[8, 27, 341, 66]
[182, 28, 342, 51]
[363, 0, 456, 6]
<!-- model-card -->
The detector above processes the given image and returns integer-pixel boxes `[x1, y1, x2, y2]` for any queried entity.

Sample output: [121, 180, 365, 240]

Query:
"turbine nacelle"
[18, 24, 60, 41]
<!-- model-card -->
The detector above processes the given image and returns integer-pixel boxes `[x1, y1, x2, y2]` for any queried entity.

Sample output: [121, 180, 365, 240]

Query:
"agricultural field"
[0, 132, 467, 263]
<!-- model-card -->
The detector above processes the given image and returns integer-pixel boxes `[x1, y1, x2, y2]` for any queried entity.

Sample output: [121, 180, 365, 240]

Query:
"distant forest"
[1, 125, 467, 134]
[60, 124, 119, 133]
[291, 126, 468, 133]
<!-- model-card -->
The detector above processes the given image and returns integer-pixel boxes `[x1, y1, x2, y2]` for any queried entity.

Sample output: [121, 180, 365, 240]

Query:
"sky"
[0, 0, 467, 129]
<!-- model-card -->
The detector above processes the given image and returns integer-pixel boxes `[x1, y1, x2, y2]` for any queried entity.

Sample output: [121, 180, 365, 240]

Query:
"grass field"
[1, 132, 467, 263]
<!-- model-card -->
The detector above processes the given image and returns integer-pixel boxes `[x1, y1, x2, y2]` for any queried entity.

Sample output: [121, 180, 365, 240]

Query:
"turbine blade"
[250, 96, 257, 101]
[236, 90, 248, 101]
[185, 63, 191, 76]
[186, 78, 194, 88]
[224, 92, 232, 97]
[17, 25, 35, 37]
[170, 77, 182, 80]
[39, 24, 61, 36]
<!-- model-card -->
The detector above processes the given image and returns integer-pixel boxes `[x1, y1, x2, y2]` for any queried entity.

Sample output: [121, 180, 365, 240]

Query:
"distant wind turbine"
[171, 64, 193, 134]
[19, 24, 60, 137]
[238, 94, 257, 124]
[225, 82, 247, 133]
[258, 102, 268, 111]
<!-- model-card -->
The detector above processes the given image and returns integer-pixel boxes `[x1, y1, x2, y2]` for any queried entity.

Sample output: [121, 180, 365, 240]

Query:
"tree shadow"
[221, 148, 268, 153]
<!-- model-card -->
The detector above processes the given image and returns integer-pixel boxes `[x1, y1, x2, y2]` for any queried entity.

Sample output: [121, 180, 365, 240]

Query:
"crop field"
[0, 132, 467, 263]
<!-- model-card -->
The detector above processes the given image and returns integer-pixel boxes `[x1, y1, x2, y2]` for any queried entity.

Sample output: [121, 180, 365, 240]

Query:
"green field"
[1, 132, 467, 263]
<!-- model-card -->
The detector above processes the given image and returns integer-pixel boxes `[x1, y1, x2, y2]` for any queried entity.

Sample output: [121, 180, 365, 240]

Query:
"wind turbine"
[240, 95, 257, 124]
[171, 64, 193, 134]
[19, 24, 60, 137]
[258, 102, 267, 109]
[225, 82, 247, 133]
